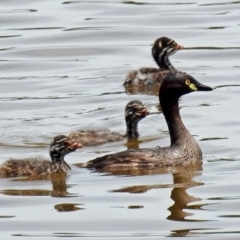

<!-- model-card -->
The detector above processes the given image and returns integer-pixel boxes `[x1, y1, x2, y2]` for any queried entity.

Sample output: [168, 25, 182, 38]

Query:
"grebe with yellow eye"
[82, 72, 212, 173]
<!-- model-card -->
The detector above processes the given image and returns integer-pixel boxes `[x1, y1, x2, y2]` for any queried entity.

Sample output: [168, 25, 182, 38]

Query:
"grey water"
[0, 0, 240, 239]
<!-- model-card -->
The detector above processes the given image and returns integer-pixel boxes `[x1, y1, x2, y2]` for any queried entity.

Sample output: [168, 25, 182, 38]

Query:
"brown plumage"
[69, 100, 149, 147]
[69, 129, 123, 147]
[124, 37, 183, 87]
[81, 72, 212, 173]
[0, 135, 82, 178]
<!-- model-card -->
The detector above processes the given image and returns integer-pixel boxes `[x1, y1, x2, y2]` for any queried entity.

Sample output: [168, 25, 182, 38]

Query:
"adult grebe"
[83, 72, 212, 172]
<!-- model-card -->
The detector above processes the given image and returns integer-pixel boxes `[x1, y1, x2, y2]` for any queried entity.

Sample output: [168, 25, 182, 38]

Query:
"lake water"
[0, 0, 240, 239]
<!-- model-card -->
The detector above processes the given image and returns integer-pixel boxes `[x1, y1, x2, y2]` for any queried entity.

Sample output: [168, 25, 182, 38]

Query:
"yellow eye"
[185, 79, 191, 85]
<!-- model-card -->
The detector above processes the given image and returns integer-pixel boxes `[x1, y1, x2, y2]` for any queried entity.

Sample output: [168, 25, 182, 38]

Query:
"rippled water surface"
[0, 0, 240, 239]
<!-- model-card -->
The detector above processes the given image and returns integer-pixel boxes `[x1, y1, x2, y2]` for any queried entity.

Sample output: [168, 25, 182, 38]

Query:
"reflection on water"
[0, 215, 15, 219]
[111, 168, 205, 224]
[128, 205, 144, 209]
[54, 203, 84, 212]
[1, 189, 52, 196]
[91, 160, 203, 175]
[125, 138, 140, 149]
[0, 174, 74, 198]
[167, 172, 204, 222]
[125, 84, 160, 96]
[169, 228, 215, 237]
[0, 0, 240, 238]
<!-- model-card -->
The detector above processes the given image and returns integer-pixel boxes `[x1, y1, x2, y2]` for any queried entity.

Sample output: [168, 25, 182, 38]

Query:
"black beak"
[175, 44, 184, 50]
[197, 83, 213, 92]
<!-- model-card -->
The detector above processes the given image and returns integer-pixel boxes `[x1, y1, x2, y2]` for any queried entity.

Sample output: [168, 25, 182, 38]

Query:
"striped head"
[152, 37, 184, 69]
[125, 100, 149, 123]
[49, 135, 82, 170]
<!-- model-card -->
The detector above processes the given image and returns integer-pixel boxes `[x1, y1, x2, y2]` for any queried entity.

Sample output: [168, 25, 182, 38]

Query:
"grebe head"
[125, 100, 149, 139]
[152, 37, 184, 70]
[160, 72, 213, 101]
[125, 100, 149, 122]
[152, 36, 184, 58]
[49, 135, 82, 169]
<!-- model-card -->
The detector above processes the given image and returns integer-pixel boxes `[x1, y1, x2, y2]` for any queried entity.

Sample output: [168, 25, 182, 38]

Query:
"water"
[0, 0, 240, 239]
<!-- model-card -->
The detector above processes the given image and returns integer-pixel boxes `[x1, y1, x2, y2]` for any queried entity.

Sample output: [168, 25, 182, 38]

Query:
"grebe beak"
[139, 108, 150, 117]
[68, 141, 83, 150]
[176, 44, 184, 50]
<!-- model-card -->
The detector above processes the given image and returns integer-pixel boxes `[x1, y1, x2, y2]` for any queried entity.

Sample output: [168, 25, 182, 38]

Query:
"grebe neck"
[125, 118, 140, 139]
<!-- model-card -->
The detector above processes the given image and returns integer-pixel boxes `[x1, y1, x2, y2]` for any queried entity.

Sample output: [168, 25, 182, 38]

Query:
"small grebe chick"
[124, 37, 183, 87]
[82, 72, 212, 173]
[69, 100, 149, 147]
[0, 135, 82, 178]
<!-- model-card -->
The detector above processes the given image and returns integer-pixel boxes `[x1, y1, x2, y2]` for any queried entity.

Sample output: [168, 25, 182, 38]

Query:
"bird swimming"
[124, 37, 184, 87]
[0, 135, 82, 177]
[81, 72, 212, 173]
[69, 100, 149, 147]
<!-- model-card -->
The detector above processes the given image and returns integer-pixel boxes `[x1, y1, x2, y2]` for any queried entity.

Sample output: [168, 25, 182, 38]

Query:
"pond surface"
[0, 0, 240, 239]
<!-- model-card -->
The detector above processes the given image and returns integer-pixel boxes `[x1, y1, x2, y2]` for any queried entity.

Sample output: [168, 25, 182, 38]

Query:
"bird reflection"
[54, 203, 85, 212]
[0, 173, 74, 198]
[167, 171, 204, 222]
[125, 85, 159, 96]
[50, 173, 71, 197]
[110, 167, 207, 223]
[124, 134, 163, 150]
[125, 138, 140, 149]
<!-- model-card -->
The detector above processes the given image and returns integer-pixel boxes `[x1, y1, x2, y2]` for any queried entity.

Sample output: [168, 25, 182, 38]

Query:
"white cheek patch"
[127, 111, 133, 116]
[168, 49, 177, 57]
[56, 138, 68, 144]
[159, 41, 162, 48]
[50, 145, 55, 152]
[167, 40, 174, 45]
[53, 144, 66, 152]
[160, 48, 166, 56]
